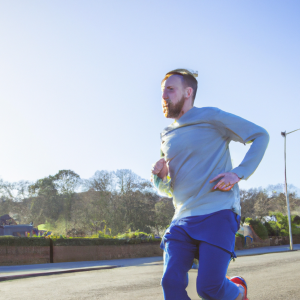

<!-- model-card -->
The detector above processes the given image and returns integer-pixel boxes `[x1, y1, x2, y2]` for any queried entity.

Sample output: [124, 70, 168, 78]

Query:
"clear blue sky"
[0, 1, 299, 191]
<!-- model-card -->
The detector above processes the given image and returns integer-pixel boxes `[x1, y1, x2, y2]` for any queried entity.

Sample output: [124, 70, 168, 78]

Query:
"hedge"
[0, 236, 161, 247]
[0, 236, 50, 247]
[52, 238, 161, 246]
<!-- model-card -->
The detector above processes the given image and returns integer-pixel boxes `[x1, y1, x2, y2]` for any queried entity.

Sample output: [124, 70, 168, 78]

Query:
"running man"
[151, 69, 269, 300]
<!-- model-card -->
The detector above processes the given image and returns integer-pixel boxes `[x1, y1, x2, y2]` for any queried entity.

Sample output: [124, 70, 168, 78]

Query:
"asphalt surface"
[1, 248, 300, 299]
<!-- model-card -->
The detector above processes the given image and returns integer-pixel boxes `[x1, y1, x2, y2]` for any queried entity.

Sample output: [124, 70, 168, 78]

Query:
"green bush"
[293, 215, 300, 225]
[50, 229, 161, 246]
[51, 237, 160, 246]
[0, 229, 161, 247]
[235, 233, 244, 238]
[264, 221, 278, 236]
[248, 219, 268, 240]
[245, 217, 252, 224]
[268, 212, 299, 237]
[292, 227, 300, 235]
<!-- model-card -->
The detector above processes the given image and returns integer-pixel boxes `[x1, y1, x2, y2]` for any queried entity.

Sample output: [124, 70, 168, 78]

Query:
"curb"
[236, 248, 298, 257]
[0, 265, 120, 282]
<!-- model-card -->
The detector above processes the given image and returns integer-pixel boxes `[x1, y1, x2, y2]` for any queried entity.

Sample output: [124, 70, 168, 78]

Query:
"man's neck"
[175, 103, 193, 121]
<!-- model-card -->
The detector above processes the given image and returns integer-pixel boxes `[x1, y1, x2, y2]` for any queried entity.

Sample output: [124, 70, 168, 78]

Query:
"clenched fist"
[151, 158, 169, 179]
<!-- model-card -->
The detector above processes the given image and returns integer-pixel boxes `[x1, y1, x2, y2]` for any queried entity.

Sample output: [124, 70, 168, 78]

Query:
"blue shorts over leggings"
[161, 225, 240, 300]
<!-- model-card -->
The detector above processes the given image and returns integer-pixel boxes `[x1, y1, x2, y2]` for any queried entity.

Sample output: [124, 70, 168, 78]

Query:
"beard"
[164, 95, 185, 118]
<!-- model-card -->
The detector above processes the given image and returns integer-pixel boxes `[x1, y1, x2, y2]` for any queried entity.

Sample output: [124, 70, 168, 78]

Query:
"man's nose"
[162, 90, 168, 100]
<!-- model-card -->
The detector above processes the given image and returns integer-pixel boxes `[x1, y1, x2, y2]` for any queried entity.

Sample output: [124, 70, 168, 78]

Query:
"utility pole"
[281, 128, 300, 251]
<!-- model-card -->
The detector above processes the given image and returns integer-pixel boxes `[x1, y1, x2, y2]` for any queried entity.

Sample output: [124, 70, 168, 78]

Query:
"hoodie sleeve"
[211, 108, 270, 180]
[151, 172, 173, 198]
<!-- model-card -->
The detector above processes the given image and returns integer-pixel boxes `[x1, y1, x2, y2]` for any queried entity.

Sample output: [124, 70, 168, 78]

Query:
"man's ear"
[185, 87, 193, 99]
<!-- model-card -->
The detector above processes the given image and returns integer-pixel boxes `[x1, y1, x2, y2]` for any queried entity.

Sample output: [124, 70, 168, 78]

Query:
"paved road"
[1, 250, 300, 299]
[1, 244, 299, 279]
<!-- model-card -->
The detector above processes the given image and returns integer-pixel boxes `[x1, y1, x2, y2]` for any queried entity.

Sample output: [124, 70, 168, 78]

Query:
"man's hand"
[151, 158, 169, 179]
[209, 172, 240, 191]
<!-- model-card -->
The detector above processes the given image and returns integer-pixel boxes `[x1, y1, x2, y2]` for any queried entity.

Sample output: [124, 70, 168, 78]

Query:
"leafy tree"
[154, 198, 174, 236]
[240, 187, 300, 220]
[6, 166, 300, 239]
[0, 179, 15, 218]
[54, 170, 81, 195]
[28, 174, 61, 225]
[54, 170, 81, 233]
[109, 169, 157, 233]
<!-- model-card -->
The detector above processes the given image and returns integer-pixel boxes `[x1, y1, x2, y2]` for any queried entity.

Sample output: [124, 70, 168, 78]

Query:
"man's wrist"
[232, 172, 241, 180]
[230, 167, 245, 180]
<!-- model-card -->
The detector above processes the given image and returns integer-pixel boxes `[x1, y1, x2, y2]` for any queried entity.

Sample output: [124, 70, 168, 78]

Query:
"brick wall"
[0, 246, 50, 266]
[1, 236, 299, 266]
[53, 242, 163, 263]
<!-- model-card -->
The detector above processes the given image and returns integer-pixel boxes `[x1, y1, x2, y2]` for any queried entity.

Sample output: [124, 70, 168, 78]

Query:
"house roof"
[0, 214, 12, 220]
[0, 214, 17, 225]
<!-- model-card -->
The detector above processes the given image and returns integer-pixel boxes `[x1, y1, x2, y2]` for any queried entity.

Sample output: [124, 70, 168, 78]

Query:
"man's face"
[161, 75, 185, 119]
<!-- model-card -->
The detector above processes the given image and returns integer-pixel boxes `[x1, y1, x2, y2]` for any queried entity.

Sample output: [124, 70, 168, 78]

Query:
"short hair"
[161, 69, 198, 104]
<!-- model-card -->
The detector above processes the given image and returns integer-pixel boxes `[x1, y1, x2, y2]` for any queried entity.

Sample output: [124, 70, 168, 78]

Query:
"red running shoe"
[230, 276, 249, 300]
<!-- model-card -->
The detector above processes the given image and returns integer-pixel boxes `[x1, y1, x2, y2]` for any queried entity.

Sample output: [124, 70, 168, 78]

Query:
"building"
[0, 214, 33, 237]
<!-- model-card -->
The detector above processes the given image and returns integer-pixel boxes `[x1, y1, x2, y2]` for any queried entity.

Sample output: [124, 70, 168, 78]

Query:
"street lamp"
[281, 128, 300, 251]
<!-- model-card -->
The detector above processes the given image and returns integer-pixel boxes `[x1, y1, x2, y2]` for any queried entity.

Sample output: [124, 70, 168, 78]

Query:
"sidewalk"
[235, 243, 300, 257]
[1, 244, 300, 281]
[0, 256, 163, 281]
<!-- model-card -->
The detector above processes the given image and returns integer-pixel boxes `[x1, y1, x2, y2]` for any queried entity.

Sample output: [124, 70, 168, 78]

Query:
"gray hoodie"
[153, 106, 269, 220]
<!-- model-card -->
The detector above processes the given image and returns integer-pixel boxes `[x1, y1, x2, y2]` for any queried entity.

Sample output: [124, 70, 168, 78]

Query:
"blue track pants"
[161, 226, 240, 300]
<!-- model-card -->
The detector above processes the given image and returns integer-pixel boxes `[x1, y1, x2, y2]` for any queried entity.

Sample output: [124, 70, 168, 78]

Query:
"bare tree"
[83, 170, 113, 192]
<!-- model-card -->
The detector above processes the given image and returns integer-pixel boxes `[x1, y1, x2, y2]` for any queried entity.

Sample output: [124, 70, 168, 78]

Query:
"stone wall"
[235, 235, 300, 250]
[234, 235, 270, 250]
[269, 235, 300, 246]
